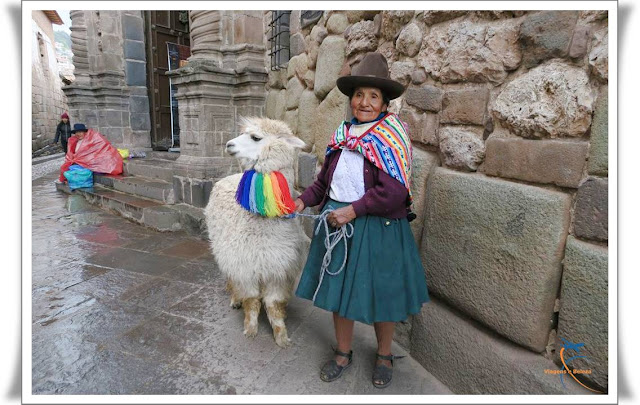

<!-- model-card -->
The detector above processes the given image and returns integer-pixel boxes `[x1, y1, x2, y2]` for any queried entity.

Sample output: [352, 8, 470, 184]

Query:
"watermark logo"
[544, 337, 603, 394]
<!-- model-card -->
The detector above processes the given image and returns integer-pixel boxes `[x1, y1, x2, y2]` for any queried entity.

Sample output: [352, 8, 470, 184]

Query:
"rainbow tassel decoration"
[235, 170, 296, 217]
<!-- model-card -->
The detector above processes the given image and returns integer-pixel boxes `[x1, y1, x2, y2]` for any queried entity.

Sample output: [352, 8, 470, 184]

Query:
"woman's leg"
[333, 312, 355, 366]
[373, 321, 395, 365]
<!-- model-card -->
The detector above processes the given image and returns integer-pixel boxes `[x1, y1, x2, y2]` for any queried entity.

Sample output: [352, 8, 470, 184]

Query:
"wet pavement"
[31, 168, 451, 395]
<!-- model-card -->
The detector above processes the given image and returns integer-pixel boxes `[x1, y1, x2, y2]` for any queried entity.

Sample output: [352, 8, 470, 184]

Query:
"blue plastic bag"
[64, 164, 94, 190]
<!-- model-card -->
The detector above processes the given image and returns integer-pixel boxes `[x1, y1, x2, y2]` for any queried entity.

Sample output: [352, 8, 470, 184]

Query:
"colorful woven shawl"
[235, 170, 297, 217]
[326, 113, 413, 202]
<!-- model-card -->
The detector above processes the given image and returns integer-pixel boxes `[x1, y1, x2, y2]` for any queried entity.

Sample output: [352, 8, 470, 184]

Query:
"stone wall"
[32, 11, 68, 151]
[266, 10, 609, 394]
[63, 10, 152, 150]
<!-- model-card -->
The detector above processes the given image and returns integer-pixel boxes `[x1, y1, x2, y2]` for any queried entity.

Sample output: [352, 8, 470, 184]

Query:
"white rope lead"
[307, 209, 354, 302]
[285, 209, 355, 302]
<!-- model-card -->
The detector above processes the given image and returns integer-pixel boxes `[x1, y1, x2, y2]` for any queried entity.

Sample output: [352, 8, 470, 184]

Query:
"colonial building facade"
[32, 10, 68, 151]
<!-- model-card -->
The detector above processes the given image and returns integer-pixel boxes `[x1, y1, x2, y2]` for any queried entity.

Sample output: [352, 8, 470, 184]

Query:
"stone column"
[64, 10, 99, 129]
[189, 10, 224, 65]
[63, 10, 151, 150]
[69, 10, 90, 85]
[168, 10, 267, 203]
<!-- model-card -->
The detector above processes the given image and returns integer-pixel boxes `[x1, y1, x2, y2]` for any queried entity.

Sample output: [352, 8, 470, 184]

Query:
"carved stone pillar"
[69, 10, 90, 85]
[168, 10, 267, 187]
[189, 11, 224, 65]
[64, 10, 151, 150]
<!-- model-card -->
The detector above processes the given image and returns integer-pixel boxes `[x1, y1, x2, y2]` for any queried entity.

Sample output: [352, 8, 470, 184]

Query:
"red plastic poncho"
[59, 128, 123, 181]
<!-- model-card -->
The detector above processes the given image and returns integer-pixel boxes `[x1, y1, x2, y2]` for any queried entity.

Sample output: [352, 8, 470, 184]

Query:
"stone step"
[145, 151, 180, 161]
[123, 158, 176, 182]
[95, 174, 175, 204]
[55, 182, 207, 238]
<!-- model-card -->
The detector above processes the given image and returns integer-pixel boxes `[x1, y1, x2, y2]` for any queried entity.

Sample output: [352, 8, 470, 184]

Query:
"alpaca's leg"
[226, 279, 242, 309]
[264, 282, 292, 347]
[242, 297, 261, 338]
[265, 300, 290, 347]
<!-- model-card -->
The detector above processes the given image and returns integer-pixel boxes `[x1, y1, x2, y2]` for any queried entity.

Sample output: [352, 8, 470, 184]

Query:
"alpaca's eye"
[251, 135, 262, 142]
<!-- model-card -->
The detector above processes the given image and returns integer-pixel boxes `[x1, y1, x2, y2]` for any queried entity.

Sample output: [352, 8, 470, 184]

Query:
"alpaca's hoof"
[230, 300, 242, 309]
[274, 332, 292, 348]
[275, 336, 292, 348]
[243, 326, 258, 338]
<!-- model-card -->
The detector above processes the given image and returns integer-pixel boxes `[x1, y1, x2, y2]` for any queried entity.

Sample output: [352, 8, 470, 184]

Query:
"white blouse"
[328, 122, 372, 203]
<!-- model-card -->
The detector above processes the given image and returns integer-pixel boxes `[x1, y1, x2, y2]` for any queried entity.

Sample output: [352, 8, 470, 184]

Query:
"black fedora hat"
[71, 123, 88, 134]
[336, 52, 405, 100]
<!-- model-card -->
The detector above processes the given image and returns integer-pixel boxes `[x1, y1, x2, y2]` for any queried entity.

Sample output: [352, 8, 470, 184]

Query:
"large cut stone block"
[296, 152, 318, 189]
[411, 298, 593, 394]
[422, 168, 571, 351]
[290, 32, 306, 57]
[556, 237, 608, 391]
[408, 149, 439, 246]
[125, 61, 146, 86]
[404, 85, 443, 113]
[482, 137, 588, 188]
[573, 177, 608, 242]
[418, 19, 520, 84]
[130, 113, 151, 131]
[441, 87, 489, 125]
[438, 127, 485, 171]
[264, 90, 279, 119]
[124, 39, 146, 61]
[286, 77, 304, 110]
[297, 90, 321, 147]
[345, 21, 377, 57]
[588, 89, 608, 176]
[589, 28, 608, 82]
[311, 87, 349, 161]
[519, 11, 578, 67]
[491, 61, 594, 139]
[123, 14, 144, 41]
[130, 96, 150, 114]
[398, 109, 438, 147]
[314, 36, 346, 100]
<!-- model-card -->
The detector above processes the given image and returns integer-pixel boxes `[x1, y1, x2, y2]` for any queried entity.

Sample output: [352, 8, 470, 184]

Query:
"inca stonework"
[264, 10, 609, 394]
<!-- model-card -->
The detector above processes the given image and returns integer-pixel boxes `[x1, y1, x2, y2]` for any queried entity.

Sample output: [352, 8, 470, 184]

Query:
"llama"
[204, 117, 309, 347]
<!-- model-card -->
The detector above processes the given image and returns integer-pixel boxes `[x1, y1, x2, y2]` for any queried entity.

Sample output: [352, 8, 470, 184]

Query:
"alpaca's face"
[226, 118, 306, 169]
[225, 130, 265, 161]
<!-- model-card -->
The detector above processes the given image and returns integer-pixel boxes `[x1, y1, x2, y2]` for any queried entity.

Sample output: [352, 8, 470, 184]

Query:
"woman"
[59, 123, 88, 182]
[54, 112, 72, 153]
[294, 52, 430, 389]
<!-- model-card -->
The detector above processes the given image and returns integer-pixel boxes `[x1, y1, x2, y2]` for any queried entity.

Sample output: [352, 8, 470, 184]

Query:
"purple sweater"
[298, 149, 410, 219]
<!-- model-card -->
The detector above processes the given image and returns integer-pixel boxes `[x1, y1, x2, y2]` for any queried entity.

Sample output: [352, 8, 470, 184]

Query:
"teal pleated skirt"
[295, 199, 430, 324]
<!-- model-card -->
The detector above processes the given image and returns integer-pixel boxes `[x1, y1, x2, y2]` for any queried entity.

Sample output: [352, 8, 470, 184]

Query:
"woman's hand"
[294, 198, 305, 213]
[327, 205, 356, 228]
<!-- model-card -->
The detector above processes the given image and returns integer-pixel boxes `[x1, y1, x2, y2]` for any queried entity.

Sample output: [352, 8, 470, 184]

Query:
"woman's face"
[350, 87, 387, 123]
[62, 118, 68, 123]
[75, 131, 86, 140]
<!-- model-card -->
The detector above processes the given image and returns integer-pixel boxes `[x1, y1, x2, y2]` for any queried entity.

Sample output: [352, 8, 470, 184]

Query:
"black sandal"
[320, 348, 353, 382]
[372, 353, 405, 388]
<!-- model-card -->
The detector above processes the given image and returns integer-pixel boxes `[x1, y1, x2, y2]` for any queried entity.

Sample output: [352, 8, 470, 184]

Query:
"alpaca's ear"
[283, 136, 306, 150]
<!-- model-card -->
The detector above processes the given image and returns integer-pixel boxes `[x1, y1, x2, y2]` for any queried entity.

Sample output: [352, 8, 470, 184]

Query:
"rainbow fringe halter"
[235, 170, 296, 217]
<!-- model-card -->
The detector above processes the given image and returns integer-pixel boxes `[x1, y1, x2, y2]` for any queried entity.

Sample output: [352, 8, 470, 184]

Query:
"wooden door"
[144, 11, 190, 150]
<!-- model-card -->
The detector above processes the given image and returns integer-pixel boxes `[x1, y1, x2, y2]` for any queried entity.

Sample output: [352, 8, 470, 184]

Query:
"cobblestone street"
[30, 167, 450, 395]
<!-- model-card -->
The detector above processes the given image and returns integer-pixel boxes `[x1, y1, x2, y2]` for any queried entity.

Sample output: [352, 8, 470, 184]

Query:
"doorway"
[144, 11, 190, 150]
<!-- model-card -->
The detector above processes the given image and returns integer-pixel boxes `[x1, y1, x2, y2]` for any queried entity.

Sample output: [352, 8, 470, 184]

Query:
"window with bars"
[268, 11, 291, 70]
